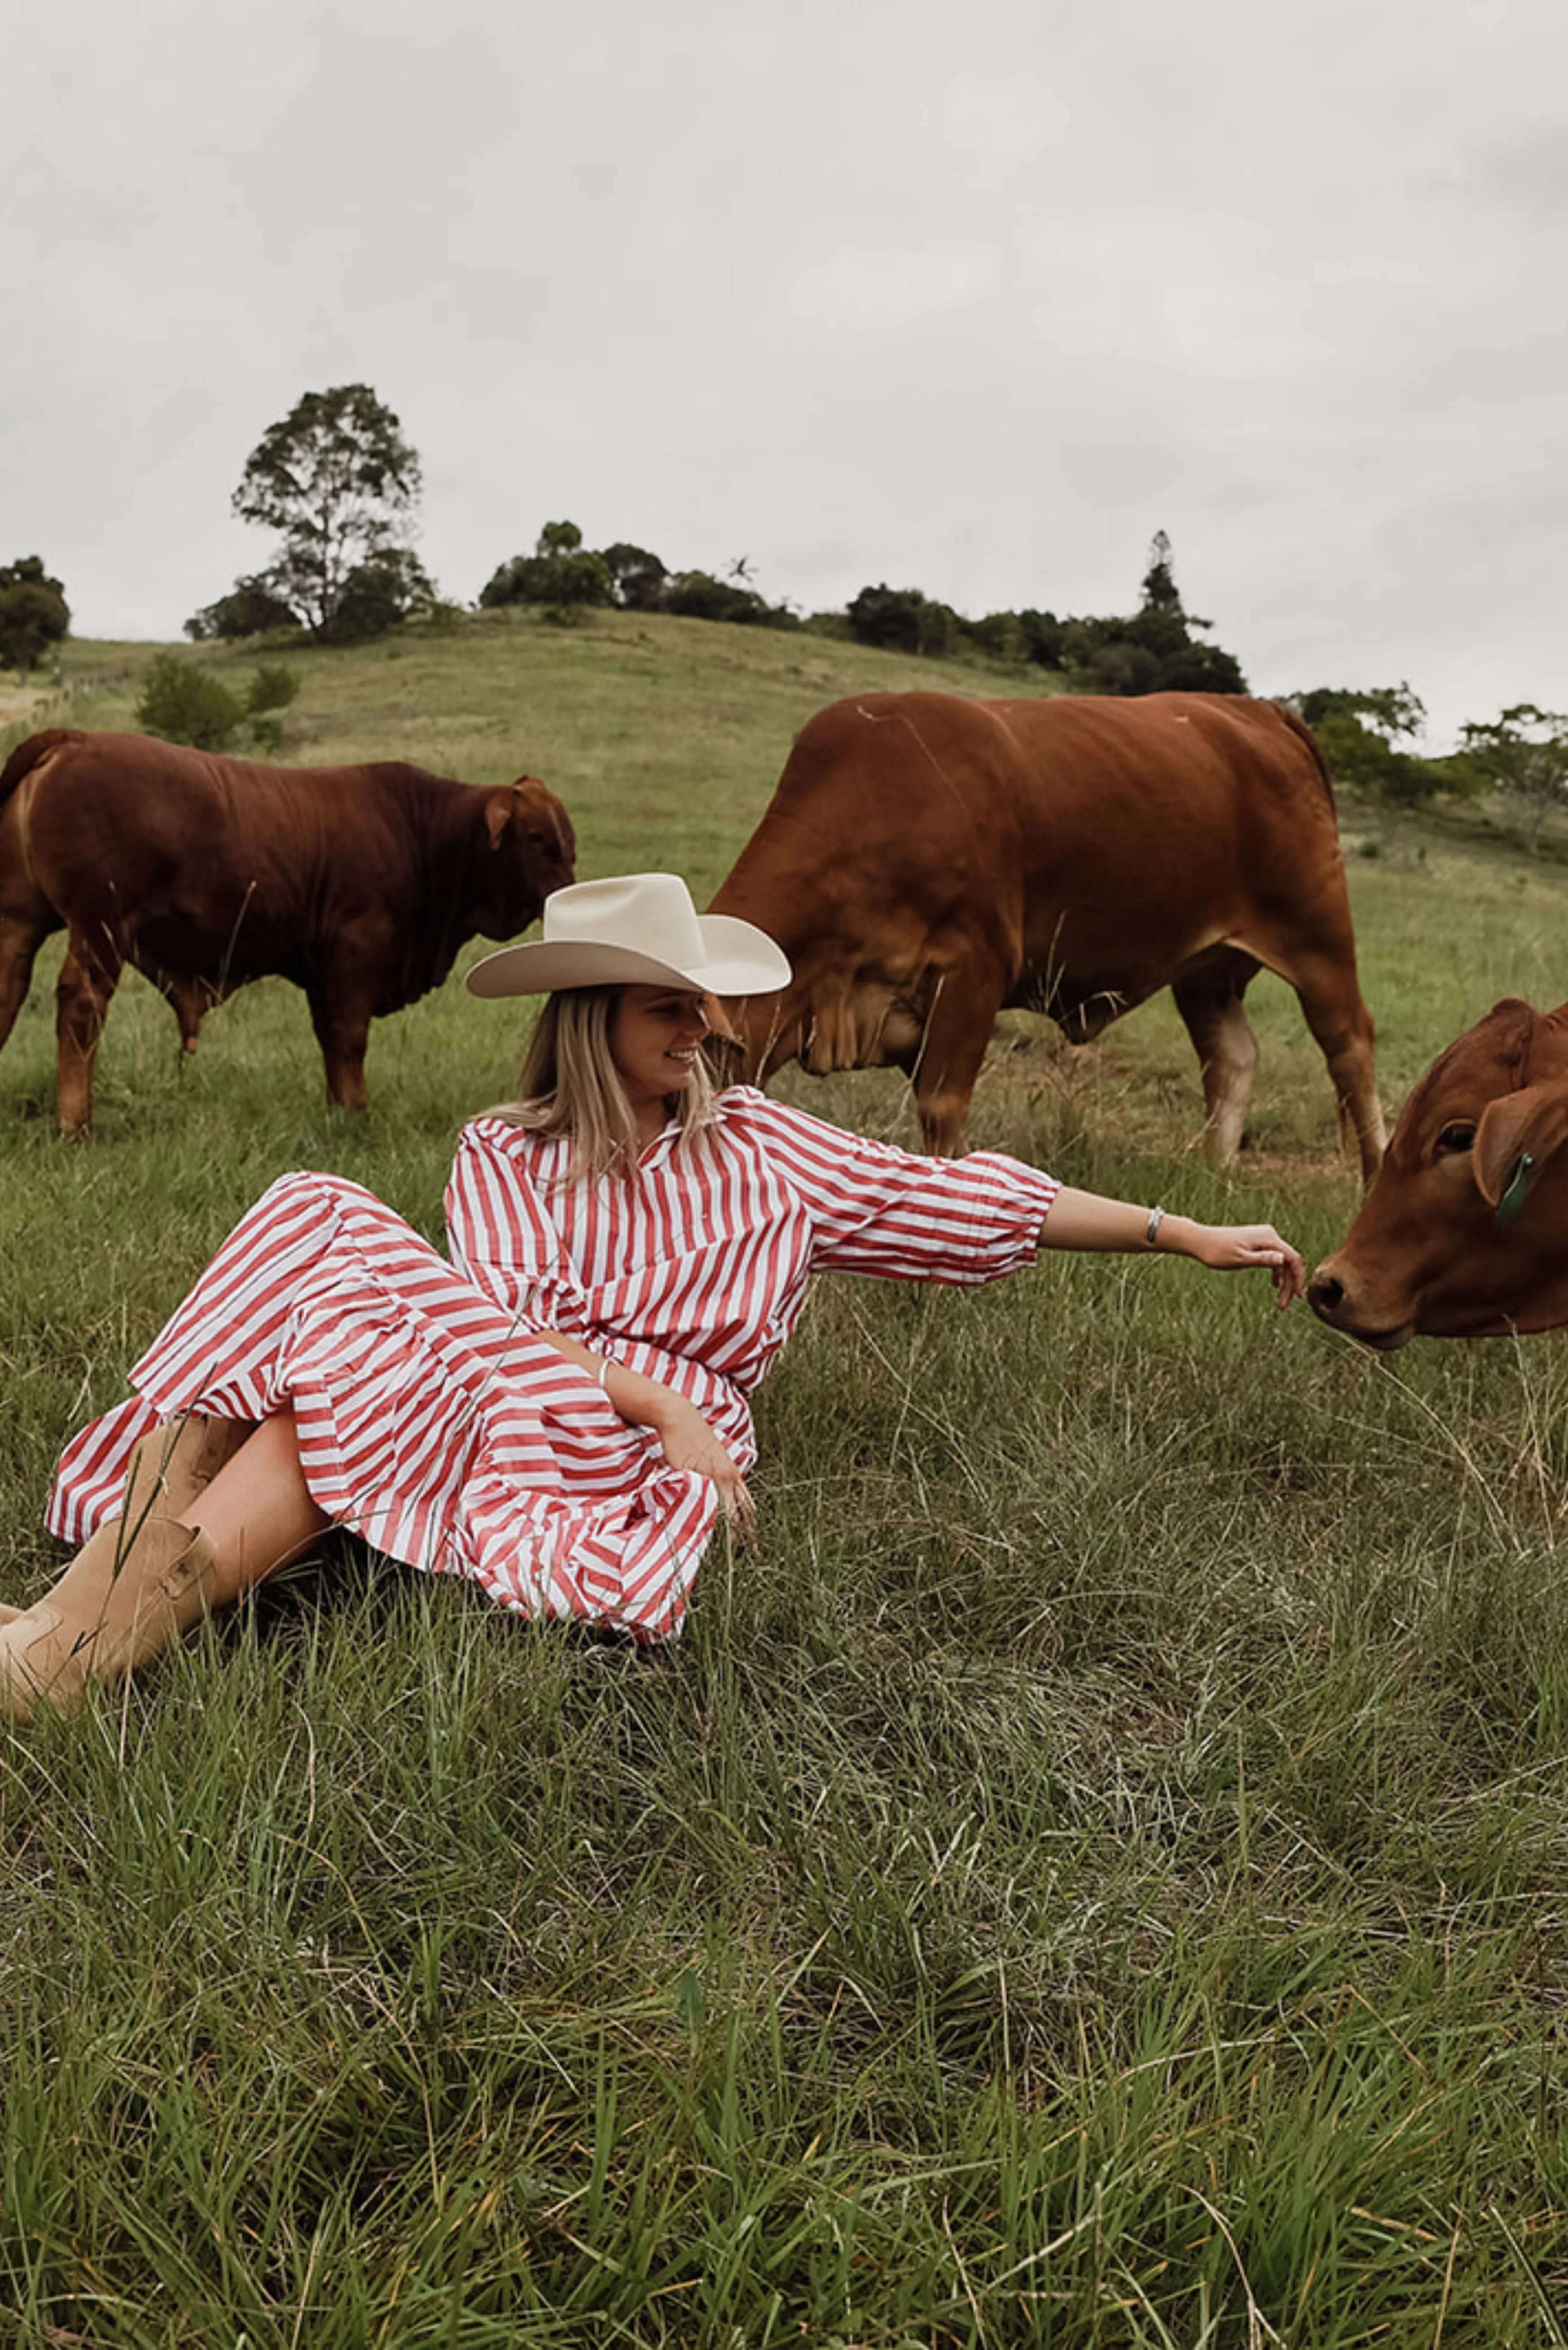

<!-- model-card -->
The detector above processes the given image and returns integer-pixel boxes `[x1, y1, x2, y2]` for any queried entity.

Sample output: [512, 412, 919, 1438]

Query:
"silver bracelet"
[596, 1354, 612, 1389]
[1145, 1205, 1166, 1247]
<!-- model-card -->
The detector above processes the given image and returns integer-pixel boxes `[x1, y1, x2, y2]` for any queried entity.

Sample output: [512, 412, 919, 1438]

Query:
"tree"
[1293, 683, 1450, 805]
[231, 385, 423, 641]
[1140, 527, 1182, 614]
[599, 543, 668, 611]
[1298, 682, 1426, 741]
[184, 573, 299, 641]
[0, 555, 70, 674]
[1459, 704, 1568, 852]
[479, 523, 613, 612]
[1063, 532, 1247, 698]
[957, 611, 1025, 663]
[845, 583, 957, 657]
[1016, 609, 1066, 669]
[329, 548, 437, 641]
[536, 520, 583, 558]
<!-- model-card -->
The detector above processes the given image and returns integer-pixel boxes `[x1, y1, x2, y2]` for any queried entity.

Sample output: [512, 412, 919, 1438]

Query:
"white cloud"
[791, 242, 1002, 329]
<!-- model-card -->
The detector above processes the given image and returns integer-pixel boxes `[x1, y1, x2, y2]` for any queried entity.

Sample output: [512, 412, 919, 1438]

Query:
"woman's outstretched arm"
[1038, 1188, 1306, 1307]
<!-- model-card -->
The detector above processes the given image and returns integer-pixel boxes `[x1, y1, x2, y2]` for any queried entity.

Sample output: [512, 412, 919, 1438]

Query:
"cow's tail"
[1272, 701, 1338, 813]
[0, 728, 81, 812]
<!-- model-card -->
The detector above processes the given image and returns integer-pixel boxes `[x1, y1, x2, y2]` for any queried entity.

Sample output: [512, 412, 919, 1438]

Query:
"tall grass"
[4, 617, 1568, 2342]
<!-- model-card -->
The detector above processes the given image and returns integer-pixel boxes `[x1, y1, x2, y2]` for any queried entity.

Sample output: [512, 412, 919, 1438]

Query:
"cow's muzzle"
[1307, 1263, 1414, 1352]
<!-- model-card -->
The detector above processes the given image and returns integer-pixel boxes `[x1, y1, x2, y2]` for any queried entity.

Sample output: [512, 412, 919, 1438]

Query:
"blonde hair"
[493, 986, 718, 1184]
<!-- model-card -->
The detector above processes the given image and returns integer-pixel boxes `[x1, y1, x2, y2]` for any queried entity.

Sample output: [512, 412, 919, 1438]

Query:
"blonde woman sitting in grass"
[0, 874, 1306, 1720]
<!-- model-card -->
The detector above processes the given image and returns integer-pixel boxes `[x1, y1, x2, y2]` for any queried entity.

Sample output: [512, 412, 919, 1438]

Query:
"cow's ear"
[484, 791, 512, 848]
[1474, 1080, 1568, 1206]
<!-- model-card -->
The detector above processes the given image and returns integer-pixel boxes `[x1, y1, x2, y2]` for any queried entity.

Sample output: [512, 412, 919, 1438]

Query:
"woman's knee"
[254, 1170, 384, 1218]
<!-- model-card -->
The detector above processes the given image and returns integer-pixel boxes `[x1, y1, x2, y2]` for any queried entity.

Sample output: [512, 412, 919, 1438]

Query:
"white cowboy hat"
[466, 872, 791, 1001]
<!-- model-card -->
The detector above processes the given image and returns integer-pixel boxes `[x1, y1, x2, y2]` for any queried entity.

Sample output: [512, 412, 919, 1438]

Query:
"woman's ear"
[1474, 1080, 1568, 1206]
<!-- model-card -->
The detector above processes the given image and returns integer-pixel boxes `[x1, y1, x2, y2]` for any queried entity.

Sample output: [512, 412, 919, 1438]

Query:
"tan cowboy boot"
[0, 1415, 247, 1641]
[0, 1511, 221, 1723]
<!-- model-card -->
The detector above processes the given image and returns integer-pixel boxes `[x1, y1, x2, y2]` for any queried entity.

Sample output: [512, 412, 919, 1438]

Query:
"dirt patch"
[0, 684, 51, 730]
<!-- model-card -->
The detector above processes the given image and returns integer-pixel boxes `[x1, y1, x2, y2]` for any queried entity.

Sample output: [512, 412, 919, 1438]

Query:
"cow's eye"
[1436, 1122, 1476, 1155]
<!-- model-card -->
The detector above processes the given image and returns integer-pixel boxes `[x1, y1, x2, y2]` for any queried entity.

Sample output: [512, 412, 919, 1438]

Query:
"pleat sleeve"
[727, 1090, 1058, 1285]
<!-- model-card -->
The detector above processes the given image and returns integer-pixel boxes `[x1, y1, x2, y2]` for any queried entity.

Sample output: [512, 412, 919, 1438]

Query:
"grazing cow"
[0, 729, 576, 1132]
[709, 690, 1385, 1173]
[1310, 997, 1568, 1346]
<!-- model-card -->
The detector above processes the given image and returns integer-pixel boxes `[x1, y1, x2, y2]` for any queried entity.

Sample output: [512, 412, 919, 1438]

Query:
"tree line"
[5, 382, 1567, 844]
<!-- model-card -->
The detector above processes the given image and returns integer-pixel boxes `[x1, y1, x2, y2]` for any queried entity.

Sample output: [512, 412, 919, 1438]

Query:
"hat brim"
[466, 914, 791, 1001]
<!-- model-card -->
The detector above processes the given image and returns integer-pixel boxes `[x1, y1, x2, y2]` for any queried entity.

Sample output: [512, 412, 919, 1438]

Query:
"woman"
[0, 873, 1305, 1719]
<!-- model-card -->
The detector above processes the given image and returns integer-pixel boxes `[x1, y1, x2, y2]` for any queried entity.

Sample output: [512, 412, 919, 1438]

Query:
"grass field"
[5, 615, 1568, 2344]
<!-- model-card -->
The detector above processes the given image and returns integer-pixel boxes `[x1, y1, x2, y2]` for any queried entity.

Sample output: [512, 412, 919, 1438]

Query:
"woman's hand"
[534, 1331, 757, 1525]
[654, 1397, 755, 1532]
[1179, 1220, 1306, 1307]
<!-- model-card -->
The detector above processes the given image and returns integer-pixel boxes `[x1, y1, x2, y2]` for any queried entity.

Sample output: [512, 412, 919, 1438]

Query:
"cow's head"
[474, 777, 577, 935]
[1309, 997, 1568, 1346]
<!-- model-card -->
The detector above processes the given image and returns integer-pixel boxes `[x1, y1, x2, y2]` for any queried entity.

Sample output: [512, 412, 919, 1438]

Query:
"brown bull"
[710, 690, 1385, 1172]
[1310, 997, 1568, 1346]
[0, 728, 576, 1133]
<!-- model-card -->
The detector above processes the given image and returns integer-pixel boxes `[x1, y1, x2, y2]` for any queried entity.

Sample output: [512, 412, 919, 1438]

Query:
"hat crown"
[464, 869, 791, 1001]
[543, 873, 707, 966]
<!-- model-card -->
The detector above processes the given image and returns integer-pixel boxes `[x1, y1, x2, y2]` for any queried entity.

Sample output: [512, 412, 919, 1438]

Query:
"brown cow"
[1310, 997, 1568, 1346]
[0, 729, 576, 1132]
[710, 690, 1385, 1173]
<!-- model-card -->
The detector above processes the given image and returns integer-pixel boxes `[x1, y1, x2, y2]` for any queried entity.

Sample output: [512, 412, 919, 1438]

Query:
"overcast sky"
[6, 0, 1565, 749]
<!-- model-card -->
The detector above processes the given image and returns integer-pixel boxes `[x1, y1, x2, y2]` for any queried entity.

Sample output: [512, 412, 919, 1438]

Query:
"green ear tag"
[1495, 1151, 1535, 1230]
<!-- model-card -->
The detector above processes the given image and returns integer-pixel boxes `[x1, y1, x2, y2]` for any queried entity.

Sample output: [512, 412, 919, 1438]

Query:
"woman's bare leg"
[183, 1410, 331, 1607]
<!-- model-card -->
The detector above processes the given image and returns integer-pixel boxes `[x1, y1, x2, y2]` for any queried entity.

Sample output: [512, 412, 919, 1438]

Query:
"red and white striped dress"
[47, 1090, 1058, 1641]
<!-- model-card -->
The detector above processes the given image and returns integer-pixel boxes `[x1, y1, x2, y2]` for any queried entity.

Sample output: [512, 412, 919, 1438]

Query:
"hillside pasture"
[4, 615, 1568, 2342]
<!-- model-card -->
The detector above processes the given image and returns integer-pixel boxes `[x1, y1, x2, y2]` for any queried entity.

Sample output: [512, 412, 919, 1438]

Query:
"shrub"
[246, 662, 301, 716]
[133, 654, 245, 751]
[957, 611, 1025, 663]
[663, 571, 798, 629]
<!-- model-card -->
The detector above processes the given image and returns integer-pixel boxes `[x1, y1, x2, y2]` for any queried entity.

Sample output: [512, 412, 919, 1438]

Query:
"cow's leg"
[1172, 949, 1261, 1167]
[55, 935, 122, 1137]
[306, 986, 372, 1112]
[0, 860, 62, 1062]
[0, 916, 53, 1060]
[908, 968, 1005, 1155]
[1287, 952, 1386, 1183]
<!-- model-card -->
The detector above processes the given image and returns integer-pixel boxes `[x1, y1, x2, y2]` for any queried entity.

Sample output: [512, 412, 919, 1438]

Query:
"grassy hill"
[5, 617, 1568, 2342]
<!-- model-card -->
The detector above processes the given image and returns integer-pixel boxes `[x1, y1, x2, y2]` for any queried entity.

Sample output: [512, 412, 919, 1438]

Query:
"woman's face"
[610, 985, 712, 1131]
